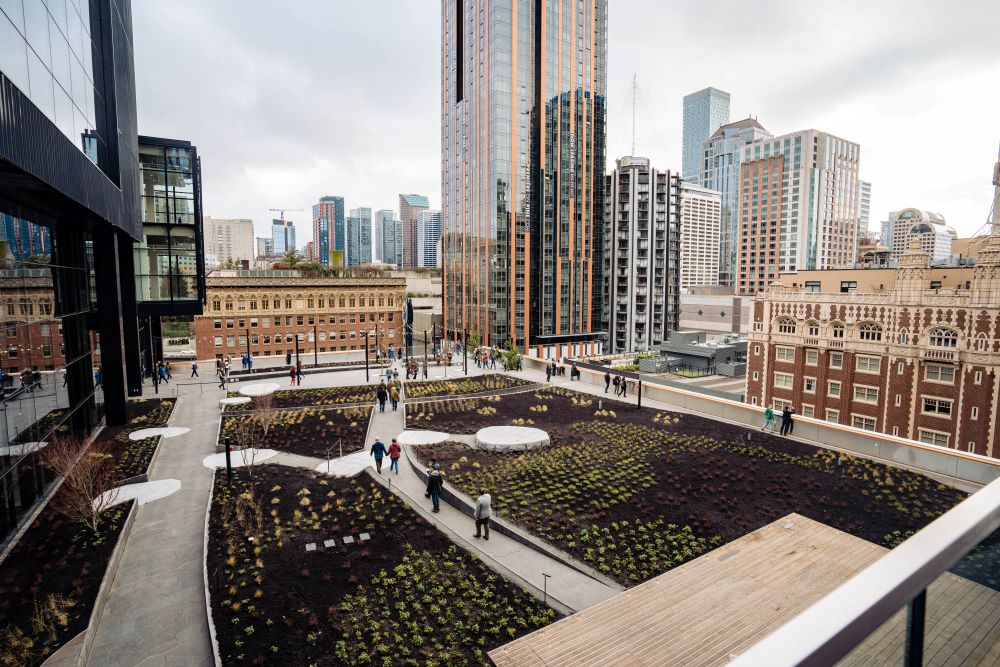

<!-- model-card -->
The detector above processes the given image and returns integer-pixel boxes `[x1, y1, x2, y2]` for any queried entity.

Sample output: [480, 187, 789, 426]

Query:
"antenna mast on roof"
[631, 73, 638, 155]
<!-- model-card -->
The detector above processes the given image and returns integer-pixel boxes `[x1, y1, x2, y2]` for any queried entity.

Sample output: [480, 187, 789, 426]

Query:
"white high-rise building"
[417, 210, 442, 268]
[374, 209, 403, 267]
[682, 87, 730, 183]
[884, 209, 956, 262]
[603, 157, 681, 353]
[679, 183, 722, 290]
[346, 208, 373, 267]
[204, 217, 254, 267]
[271, 219, 296, 256]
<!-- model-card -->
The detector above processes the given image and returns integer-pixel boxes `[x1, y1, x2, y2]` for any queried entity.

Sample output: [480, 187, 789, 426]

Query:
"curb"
[202, 471, 223, 667]
[404, 452, 622, 591]
[364, 468, 575, 617]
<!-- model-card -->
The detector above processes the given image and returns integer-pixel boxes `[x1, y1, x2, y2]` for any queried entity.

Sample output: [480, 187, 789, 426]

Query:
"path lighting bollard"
[638, 378, 642, 409]
[224, 436, 233, 485]
[364, 332, 370, 382]
[463, 328, 468, 376]
[542, 573, 551, 607]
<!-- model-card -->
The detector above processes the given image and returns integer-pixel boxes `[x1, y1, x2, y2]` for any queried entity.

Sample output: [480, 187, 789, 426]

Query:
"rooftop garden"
[404, 374, 533, 399]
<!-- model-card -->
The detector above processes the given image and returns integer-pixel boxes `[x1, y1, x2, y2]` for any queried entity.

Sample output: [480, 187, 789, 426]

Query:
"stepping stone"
[360, 533, 371, 541]
[343, 536, 355, 544]
[305, 543, 317, 552]
[324, 539, 336, 548]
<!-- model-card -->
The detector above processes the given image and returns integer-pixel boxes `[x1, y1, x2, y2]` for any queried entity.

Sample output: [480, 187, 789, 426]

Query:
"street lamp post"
[295, 333, 301, 368]
[224, 436, 232, 486]
[423, 330, 428, 379]
[364, 331, 370, 382]
[463, 328, 468, 375]
[245, 328, 251, 372]
[313, 324, 318, 367]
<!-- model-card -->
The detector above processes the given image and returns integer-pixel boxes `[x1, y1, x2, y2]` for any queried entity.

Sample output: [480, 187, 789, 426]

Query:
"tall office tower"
[602, 157, 680, 354]
[735, 130, 861, 294]
[256, 237, 274, 258]
[859, 181, 871, 231]
[679, 182, 722, 289]
[399, 194, 429, 268]
[417, 210, 443, 268]
[203, 216, 254, 266]
[376, 212, 403, 267]
[682, 87, 730, 183]
[312, 195, 344, 267]
[346, 207, 373, 267]
[272, 219, 296, 256]
[442, 0, 608, 355]
[884, 209, 956, 262]
[700, 118, 772, 285]
[373, 209, 392, 263]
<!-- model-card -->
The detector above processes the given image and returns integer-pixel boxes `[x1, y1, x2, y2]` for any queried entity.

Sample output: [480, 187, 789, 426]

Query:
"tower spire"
[992, 143, 1000, 237]
[631, 73, 637, 155]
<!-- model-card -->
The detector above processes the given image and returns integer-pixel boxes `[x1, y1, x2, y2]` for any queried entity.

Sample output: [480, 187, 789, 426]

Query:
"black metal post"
[423, 330, 428, 378]
[638, 378, 642, 409]
[364, 332, 370, 382]
[245, 328, 251, 370]
[224, 436, 232, 486]
[463, 328, 468, 375]
[295, 333, 301, 367]
[904, 590, 926, 666]
[375, 322, 380, 363]
[313, 324, 318, 367]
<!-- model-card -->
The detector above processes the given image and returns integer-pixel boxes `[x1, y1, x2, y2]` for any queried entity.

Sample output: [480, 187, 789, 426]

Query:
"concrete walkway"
[85, 394, 220, 666]
[367, 378, 620, 614]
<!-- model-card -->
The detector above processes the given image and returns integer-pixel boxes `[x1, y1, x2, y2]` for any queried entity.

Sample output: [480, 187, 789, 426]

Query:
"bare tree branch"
[39, 438, 119, 534]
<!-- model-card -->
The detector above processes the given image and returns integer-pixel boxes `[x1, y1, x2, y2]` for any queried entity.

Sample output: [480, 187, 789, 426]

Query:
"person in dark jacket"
[780, 406, 795, 436]
[375, 383, 388, 412]
[425, 464, 443, 512]
[370, 437, 388, 475]
[388, 438, 402, 474]
[604, 371, 611, 392]
[545, 364, 552, 382]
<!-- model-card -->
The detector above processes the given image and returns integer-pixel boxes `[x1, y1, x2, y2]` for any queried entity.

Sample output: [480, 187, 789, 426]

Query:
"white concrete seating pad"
[474, 425, 550, 452]
[128, 426, 190, 441]
[238, 383, 281, 397]
[94, 479, 182, 510]
[315, 450, 374, 477]
[220, 397, 252, 408]
[396, 430, 450, 446]
[0, 441, 47, 457]
[202, 448, 278, 469]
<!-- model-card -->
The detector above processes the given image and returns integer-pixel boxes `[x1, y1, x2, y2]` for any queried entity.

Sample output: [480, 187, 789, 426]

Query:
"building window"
[801, 404, 814, 418]
[805, 349, 818, 365]
[775, 346, 795, 362]
[285, 298, 292, 309]
[968, 441, 976, 453]
[918, 430, 949, 448]
[251, 318, 258, 327]
[897, 362, 904, 375]
[226, 319, 234, 329]
[922, 397, 953, 416]
[840, 281, 857, 293]
[776, 317, 796, 334]
[772, 398, 791, 411]
[238, 319, 245, 328]
[807, 322, 819, 337]
[307, 298, 314, 308]
[226, 336, 235, 347]
[971, 406, 979, 420]
[804, 281, 821, 293]
[852, 415, 877, 431]
[858, 323, 882, 341]
[928, 328, 958, 348]
[773, 372, 794, 389]
[828, 380, 841, 397]
[753, 345, 760, 355]
[831, 323, 845, 339]
[212, 299, 221, 311]
[225, 298, 233, 311]
[898, 329, 909, 344]
[924, 364, 955, 383]
[975, 334, 988, 351]
[856, 356, 881, 373]
[250, 299, 257, 310]
[853, 385, 879, 403]
[297, 316, 304, 326]
[803, 377, 816, 393]
[214, 336, 223, 347]
[825, 409, 839, 423]
[262, 299, 269, 309]
[893, 427, 899, 436]
[214, 320, 222, 329]
[829, 352, 843, 369]
[895, 394, 902, 407]
[340, 298, 346, 308]
[975, 370, 983, 384]
[41, 344, 52, 357]
[752, 371, 759, 381]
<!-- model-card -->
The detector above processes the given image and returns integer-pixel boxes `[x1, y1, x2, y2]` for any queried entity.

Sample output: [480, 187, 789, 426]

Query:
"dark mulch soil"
[220, 406, 370, 459]
[410, 387, 994, 589]
[207, 465, 555, 666]
[0, 399, 175, 665]
[404, 374, 533, 398]
[227, 384, 383, 409]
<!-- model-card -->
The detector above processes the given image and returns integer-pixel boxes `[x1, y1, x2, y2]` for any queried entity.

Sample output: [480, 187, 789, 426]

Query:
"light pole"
[364, 331, 370, 382]
[463, 328, 468, 375]
[244, 328, 251, 371]
[313, 324, 318, 367]
[423, 330, 428, 379]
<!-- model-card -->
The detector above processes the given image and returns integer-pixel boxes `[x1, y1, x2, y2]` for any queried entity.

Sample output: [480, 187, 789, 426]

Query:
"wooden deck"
[489, 514, 1000, 667]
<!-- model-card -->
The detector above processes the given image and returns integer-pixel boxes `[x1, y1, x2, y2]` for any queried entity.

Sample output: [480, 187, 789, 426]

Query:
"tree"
[467, 331, 482, 351]
[501, 339, 521, 370]
[281, 250, 301, 266]
[39, 438, 119, 534]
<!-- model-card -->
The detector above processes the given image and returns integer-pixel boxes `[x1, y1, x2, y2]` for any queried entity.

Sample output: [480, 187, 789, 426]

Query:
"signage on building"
[568, 133, 577, 199]
[522, 162, 531, 227]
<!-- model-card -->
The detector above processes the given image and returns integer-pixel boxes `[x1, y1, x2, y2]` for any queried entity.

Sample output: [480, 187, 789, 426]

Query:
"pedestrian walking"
[780, 406, 795, 436]
[425, 463, 443, 512]
[218, 367, 226, 389]
[165, 362, 172, 379]
[604, 371, 611, 393]
[296, 360, 303, 386]
[62, 369, 68, 387]
[370, 437, 388, 475]
[159, 363, 169, 384]
[473, 488, 492, 540]
[389, 384, 400, 411]
[286, 352, 292, 366]
[375, 383, 388, 413]
[545, 364, 552, 382]
[490, 353, 497, 370]
[388, 438, 401, 474]
[289, 366, 297, 386]
[761, 406, 776, 433]
[247, 354, 253, 370]
[612, 375, 620, 395]
[241, 354, 248, 370]
[191, 361, 199, 378]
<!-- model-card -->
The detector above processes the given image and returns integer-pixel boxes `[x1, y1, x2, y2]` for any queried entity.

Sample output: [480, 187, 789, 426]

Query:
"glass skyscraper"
[682, 87, 730, 183]
[442, 0, 607, 354]
[312, 196, 344, 267]
[346, 207, 372, 267]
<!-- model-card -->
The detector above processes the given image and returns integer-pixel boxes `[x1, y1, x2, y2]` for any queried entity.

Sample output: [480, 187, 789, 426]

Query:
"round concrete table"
[238, 383, 281, 397]
[474, 425, 550, 452]
[128, 426, 190, 441]
[220, 396, 252, 408]
[396, 430, 450, 446]
[93, 479, 182, 510]
[202, 448, 278, 469]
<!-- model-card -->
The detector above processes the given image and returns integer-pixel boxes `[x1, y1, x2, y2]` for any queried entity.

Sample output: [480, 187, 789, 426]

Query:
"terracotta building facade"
[194, 271, 406, 361]
[746, 237, 1000, 459]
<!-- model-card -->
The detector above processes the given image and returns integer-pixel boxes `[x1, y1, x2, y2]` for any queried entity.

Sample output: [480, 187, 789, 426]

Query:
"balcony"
[923, 348, 957, 362]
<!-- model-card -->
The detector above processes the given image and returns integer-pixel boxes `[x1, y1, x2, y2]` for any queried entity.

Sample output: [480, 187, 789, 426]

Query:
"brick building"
[746, 236, 1000, 459]
[194, 270, 406, 361]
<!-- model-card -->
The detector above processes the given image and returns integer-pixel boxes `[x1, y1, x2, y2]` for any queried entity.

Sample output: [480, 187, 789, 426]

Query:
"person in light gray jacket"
[474, 489, 492, 540]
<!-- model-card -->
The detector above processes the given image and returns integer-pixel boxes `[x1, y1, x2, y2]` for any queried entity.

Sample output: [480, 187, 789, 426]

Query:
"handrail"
[729, 475, 1000, 666]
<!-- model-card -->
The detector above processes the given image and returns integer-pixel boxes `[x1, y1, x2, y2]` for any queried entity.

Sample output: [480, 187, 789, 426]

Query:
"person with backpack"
[388, 438, 402, 474]
[389, 384, 400, 411]
[473, 488, 492, 540]
[612, 375, 620, 395]
[370, 437, 388, 475]
[425, 463, 443, 512]
[375, 383, 388, 413]
[761, 406, 776, 433]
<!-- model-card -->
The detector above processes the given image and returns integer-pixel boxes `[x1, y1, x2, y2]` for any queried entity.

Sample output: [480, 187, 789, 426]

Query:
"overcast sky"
[133, 0, 1000, 243]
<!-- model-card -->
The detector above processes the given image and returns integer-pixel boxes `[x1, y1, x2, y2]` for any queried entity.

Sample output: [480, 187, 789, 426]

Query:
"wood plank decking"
[489, 514, 1000, 666]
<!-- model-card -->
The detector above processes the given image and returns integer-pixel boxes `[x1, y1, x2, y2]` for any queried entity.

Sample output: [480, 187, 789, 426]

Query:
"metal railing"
[730, 475, 1000, 666]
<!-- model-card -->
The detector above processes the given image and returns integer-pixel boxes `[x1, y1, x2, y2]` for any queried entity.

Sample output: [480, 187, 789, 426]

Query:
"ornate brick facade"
[194, 271, 407, 361]
[747, 237, 1000, 459]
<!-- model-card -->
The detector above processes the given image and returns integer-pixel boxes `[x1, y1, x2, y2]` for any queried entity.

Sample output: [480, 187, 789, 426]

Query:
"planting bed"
[411, 387, 988, 588]
[227, 383, 382, 410]
[207, 464, 556, 666]
[0, 399, 175, 666]
[220, 406, 370, 459]
[404, 374, 533, 399]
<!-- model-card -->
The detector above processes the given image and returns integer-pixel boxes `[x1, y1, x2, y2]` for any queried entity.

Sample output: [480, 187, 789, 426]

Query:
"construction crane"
[269, 208, 303, 222]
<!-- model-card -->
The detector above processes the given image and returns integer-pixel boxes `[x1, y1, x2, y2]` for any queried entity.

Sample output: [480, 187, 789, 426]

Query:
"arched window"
[976, 333, 989, 352]
[898, 328, 909, 344]
[928, 328, 958, 348]
[296, 297, 304, 309]
[237, 296, 246, 310]
[776, 317, 796, 334]
[831, 323, 845, 339]
[224, 297, 234, 311]
[212, 299, 221, 311]
[807, 321, 820, 337]
[349, 297, 356, 308]
[858, 323, 882, 342]
[6, 300, 15, 316]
